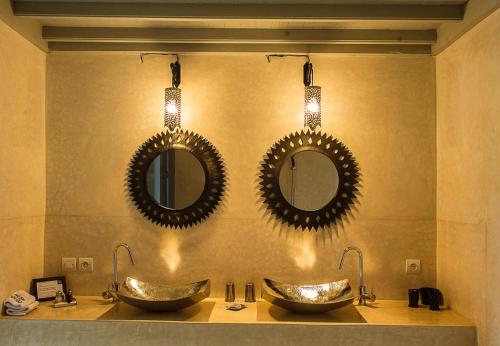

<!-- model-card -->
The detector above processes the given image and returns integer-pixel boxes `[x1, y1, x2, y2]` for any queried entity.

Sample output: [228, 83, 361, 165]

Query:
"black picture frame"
[259, 130, 360, 230]
[127, 129, 226, 228]
[30, 276, 67, 302]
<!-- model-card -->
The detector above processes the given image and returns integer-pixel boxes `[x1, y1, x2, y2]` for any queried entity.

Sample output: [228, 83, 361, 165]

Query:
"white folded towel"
[5, 300, 39, 316]
[3, 290, 39, 316]
[4, 290, 36, 309]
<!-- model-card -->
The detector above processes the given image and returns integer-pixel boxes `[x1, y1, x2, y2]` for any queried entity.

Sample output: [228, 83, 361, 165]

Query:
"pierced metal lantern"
[165, 87, 181, 132]
[304, 86, 321, 131]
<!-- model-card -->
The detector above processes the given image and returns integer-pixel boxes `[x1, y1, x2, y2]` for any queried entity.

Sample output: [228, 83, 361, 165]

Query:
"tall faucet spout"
[338, 246, 374, 305]
[338, 246, 364, 288]
[112, 243, 134, 292]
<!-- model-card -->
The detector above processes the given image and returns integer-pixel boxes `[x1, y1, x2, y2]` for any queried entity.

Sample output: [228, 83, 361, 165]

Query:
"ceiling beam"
[48, 42, 431, 55]
[14, 2, 465, 21]
[42, 27, 437, 45]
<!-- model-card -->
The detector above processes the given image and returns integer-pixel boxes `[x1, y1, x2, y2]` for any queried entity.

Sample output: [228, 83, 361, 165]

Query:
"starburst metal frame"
[259, 130, 360, 230]
[128, 129, 226, 228]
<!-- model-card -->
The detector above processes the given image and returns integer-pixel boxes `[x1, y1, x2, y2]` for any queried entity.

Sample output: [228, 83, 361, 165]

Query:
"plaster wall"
[436, 9, 500, 346]
[0, 19, 46, 299]
[45, 53, 436, 299]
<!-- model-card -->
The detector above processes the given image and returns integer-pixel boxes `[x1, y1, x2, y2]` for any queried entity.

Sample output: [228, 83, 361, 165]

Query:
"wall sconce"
[267, 54, 322, 131]
[140, 53, 182, 132]
[165, 59, 181, 132]
[303, 61, 321, 131]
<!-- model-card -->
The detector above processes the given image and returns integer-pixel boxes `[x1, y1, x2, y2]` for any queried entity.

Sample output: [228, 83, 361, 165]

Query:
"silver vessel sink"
[117, 277, 210, 312]
[262, 278, 354, 313]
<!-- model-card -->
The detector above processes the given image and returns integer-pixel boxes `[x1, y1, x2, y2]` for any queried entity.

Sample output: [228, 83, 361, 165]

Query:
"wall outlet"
[406, 259, 421, 274]
[78, 257, 94, 272]
[62, 257, 77, 271]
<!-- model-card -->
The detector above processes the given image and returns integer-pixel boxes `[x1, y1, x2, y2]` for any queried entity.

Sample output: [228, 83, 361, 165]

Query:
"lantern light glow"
[304, 85, 321, 131]
[164, 87, 181, 131]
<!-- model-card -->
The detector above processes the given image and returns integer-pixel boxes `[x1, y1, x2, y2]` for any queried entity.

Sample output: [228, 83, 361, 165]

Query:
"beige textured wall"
[0, 20, 46, 299]
[436, 9, 500, 346]
[45, 53, 436, 299]
[0, 0, 47, 52]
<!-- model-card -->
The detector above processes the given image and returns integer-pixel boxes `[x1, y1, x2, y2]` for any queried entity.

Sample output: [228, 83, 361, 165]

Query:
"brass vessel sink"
[117, 277, 210, 312]
[262, 278, 354, 313]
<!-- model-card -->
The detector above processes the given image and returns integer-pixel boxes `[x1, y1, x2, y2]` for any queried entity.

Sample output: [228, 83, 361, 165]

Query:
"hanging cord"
[265, 54, 313, 86]
[140, 53, 181, 88]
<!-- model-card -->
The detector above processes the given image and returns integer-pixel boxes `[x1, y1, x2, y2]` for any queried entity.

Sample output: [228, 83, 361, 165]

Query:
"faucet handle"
[102, 284, 119, 302]
[102, 290, 113, 300]
[358, 288, 376, 305]
[367, 289, 376, 303]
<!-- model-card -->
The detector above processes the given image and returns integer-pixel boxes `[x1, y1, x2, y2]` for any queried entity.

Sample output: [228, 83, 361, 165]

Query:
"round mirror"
[128, 129, 226, 228]
[146, 149, 205, 210]
[259, 130, 359, 230]
[278, 151, 339, 211]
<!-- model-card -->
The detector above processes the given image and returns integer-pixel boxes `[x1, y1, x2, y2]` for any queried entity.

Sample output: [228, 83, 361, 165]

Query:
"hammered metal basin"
[262, 278, 354, 313]
[117, 277, 210, 312]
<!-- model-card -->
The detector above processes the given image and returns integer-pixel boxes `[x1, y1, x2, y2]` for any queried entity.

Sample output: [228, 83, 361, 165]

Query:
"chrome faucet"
[103, 243, 134, 301]
[112, 243, 135, 292]
[338, 246, 376, 306]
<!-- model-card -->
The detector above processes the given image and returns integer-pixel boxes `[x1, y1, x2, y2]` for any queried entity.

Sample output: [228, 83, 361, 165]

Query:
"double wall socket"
[62, 257, 93, 272]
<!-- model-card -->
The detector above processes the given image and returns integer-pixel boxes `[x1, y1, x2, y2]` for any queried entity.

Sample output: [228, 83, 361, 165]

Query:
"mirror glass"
[146, 149, 205, 209]
[279, 151, 339, 211]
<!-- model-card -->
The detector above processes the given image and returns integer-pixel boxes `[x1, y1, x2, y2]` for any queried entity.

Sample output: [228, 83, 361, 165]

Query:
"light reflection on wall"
[160, 234, 181, 273]
[289, 232, 317, 270]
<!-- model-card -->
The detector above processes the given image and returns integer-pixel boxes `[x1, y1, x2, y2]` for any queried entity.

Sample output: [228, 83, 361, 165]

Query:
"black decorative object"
[419, 287, 443, 310]
[259, 130, 360, 230]
[408, 288, 419, 308]
[429, 289, 441, 311]
[419, 287, 433, 305]
[66, 289, 73, 303]
[128, 129, 226, 228]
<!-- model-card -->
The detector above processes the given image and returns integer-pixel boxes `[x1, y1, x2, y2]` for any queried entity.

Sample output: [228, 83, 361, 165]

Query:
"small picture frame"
[31, 276, 67, 302]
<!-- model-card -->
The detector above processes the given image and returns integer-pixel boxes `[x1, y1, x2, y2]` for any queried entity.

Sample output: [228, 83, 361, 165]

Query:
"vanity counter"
[0, 297, 475, 345]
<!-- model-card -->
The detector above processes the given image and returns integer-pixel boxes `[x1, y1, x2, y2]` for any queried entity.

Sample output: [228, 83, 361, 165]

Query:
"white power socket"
[62, 257, 77, 271]
[78, 257, 94, 272]
[406, 259, 421, 274]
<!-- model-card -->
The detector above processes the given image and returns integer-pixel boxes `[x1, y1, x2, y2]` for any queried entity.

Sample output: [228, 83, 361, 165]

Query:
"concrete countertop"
[1, 297, 473, 326]
[0, 297, 476, 346]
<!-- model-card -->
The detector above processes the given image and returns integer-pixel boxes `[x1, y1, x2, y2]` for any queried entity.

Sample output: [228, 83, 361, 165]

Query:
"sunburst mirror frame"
[128, 129, 226, 228]
[259, 130, 360, 230]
